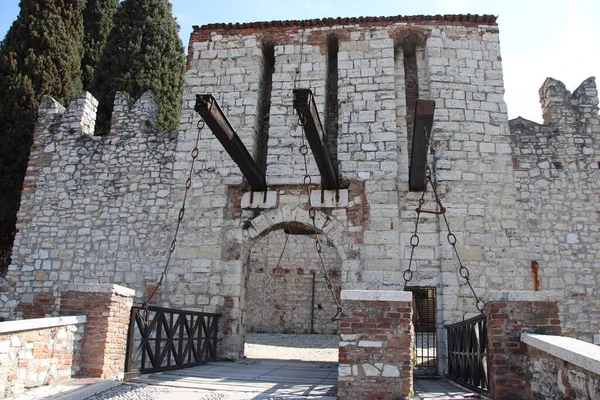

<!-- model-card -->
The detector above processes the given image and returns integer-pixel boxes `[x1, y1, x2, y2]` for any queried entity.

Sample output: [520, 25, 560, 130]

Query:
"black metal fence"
[125, 304, 220, 374]
[446, 314, 489, 395]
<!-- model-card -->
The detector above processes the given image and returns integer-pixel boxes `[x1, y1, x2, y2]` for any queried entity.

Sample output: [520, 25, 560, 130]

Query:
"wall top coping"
[61, 283, 136, 297]
[0, 315, 87, 334]
[193, 14, 498, 32]
[485, 291, 561, 303]
[341, 290, 412, 302]
[522, 333, 600, 376]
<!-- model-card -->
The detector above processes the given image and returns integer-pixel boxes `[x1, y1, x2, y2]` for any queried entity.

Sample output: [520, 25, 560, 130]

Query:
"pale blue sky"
[0, 0, 598, 123]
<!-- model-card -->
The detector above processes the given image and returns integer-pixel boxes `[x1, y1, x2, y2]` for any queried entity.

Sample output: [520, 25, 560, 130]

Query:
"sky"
[0, 0, 598, 123]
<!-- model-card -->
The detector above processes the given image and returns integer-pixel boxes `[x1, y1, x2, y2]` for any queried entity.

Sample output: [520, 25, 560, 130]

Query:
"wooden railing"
[446, 314, 489, 395]
[125, 305, 220, 374]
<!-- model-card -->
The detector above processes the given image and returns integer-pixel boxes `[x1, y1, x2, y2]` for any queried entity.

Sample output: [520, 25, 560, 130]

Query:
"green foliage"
[82, 0, 119, 90]
[93, 0, 185, 133]
[0, 0, 85, 274]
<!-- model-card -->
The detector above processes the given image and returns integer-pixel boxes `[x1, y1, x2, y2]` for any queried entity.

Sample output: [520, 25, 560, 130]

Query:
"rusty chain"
[403, 192, 426, 290]
[141, 118, 204, 324]
[298, 115, 343, 321]
[402, 163, 484, 313]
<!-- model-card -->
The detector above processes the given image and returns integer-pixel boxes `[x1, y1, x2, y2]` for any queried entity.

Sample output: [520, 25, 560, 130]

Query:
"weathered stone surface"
[0, 15, 597, 365]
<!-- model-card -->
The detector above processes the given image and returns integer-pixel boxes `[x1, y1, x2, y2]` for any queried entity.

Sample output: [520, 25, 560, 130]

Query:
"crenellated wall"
[0, 14, 598, 362]
[510, 77, 600, 341]
[1, 91, 176, 319]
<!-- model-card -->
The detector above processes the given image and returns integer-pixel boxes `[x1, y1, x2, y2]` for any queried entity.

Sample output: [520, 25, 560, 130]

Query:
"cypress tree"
[93, 0, 185, 133]
[0, 0, 85, 274]
[82, 0, 118, 90]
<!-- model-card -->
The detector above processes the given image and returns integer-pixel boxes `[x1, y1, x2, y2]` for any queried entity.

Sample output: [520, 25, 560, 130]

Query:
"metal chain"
[310, 210, 343, 321]
[403, 126, 432, 290]
[143, 118, 204, 316]
[298, 115, 342, 321]
[403, 191, 426, 290]
[427, 167, 484, 312]
[403, 165, 484, 313]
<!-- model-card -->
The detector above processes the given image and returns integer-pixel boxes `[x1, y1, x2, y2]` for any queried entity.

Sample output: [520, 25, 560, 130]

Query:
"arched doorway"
[243, 221, 342, 361]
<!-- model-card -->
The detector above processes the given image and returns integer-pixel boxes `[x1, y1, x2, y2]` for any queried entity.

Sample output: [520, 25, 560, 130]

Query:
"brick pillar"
[338, 290, 413, 400]
[485, 291, 561, 400]
[59, 284, 135, 380]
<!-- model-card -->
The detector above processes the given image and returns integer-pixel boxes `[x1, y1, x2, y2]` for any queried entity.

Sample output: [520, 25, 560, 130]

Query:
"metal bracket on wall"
[194, 94, 267, 191]
[292, 88, 340, 190]
[409, 99, 435, 192]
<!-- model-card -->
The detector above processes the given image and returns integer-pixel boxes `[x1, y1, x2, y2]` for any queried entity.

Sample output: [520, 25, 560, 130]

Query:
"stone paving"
[4, 359, 486, 399]
[414, 378, 487, 399]
[131, 359, 338, 399]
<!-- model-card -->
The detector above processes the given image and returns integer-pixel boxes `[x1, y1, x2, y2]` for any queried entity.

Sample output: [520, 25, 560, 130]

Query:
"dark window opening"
[407, 286, 437, 377]
[403, 43, 419, 163]
[255, 41, 275, 176]
[325, 34, 339, 180]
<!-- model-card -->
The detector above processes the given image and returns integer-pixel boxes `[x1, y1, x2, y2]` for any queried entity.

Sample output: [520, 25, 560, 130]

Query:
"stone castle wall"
[1, 91, 176, 318]
[510, 77, 600, 341]
[0, 15, 598, 359]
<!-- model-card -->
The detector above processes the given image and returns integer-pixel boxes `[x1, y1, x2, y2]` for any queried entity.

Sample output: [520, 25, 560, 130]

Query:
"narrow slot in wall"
[403, 43, 419, 162]
[255, 41, 275, 176]
[325, 34, 339, 178]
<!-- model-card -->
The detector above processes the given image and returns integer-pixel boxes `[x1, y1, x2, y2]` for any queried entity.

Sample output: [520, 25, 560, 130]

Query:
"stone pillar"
[485, 291, 562, 400]
[59, 284, 135, 380]
[338, 290, 413, 400]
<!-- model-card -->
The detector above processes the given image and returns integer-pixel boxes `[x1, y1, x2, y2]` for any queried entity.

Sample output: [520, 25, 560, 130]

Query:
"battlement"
[36, 91, 160, 141]
[540, 76, 598, 125]
[510, 77, 599, 161]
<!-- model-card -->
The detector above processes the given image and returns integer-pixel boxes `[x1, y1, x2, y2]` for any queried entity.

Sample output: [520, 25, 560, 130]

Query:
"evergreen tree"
[82, 0, 118, 90]
[94, 0, 185, 133]
[0, 0, 85, 274]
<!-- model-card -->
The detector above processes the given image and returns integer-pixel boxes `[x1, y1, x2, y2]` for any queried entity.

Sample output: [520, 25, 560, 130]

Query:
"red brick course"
[338, 297, 413, 399]
[60, 286, 134, 380]
[485, 299, 561, 400]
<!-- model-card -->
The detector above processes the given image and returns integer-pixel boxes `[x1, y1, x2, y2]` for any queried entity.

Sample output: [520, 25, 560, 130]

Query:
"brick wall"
[59, 283, 134, 380]
[0, 316, 85, 398]
[338, 290, 413, 400]
[485, 291, 562, 400]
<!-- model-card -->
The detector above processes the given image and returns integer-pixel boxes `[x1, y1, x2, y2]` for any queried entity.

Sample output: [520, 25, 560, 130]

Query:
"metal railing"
[446, 314, 489, 395]
[125, 304, 220, 374]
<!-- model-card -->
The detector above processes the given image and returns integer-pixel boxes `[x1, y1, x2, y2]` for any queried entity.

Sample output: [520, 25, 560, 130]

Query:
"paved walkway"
[7, 359, 486, 399]
[414, 378, 487, 399]
[132, 359, 338, 399]
[128, 359, 484, 400]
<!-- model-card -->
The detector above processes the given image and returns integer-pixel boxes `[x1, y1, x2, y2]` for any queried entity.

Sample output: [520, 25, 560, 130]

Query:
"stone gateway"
[0, 15, 598, 364]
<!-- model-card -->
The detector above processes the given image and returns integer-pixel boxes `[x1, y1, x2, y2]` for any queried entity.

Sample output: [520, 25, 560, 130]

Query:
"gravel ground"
[84, 383, 170, 400]
[244, 333, 339, 362]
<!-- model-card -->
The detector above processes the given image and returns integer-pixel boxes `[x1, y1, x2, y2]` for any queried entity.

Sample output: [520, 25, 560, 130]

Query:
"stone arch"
[391, 26, 429, 49]
[239, 205, 348, 335]
[241, 205, 348, 263]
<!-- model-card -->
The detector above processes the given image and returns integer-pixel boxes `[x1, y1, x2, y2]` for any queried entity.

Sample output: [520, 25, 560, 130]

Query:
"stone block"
[240, 191, 278, 209]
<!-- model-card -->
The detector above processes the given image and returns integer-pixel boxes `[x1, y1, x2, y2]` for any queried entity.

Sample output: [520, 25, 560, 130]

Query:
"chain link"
[297, 110, 343, 321]
[142, 118, 204, 319]
[402, 165, 484, 313]
[403, 192, 425, 289]
[310, 212, 343, 321]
